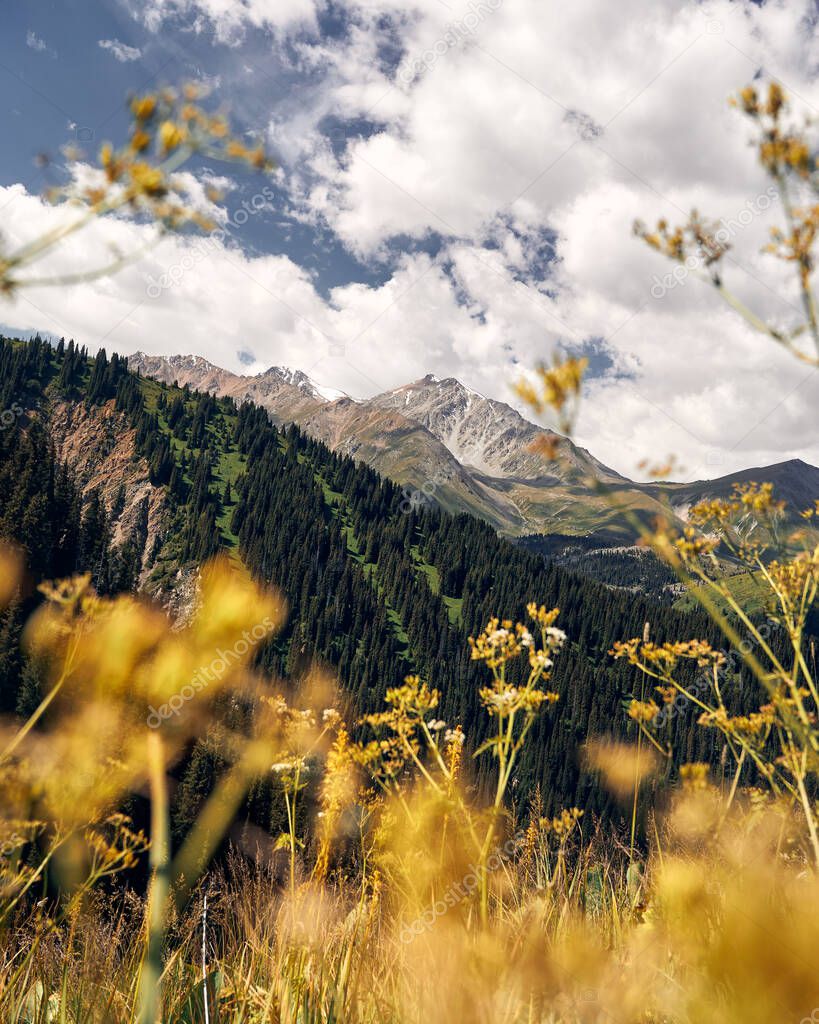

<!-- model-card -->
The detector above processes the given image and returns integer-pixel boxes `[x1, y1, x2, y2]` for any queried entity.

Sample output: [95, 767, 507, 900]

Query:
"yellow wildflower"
[131, 94, 157, 121]
[159, 120, 187, 152]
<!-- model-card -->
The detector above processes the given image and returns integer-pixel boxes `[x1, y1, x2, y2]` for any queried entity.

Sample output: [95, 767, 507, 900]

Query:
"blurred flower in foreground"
[0, 543, 23, 608]
[514, 354, 588, 441]
[584, 739, 661, 799]
[6, 557, 285, 828]
[0, 82, 276, 294]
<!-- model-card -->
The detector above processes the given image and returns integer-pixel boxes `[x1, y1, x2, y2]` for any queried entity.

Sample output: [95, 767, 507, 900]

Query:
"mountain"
[127, 352, 679, 537]
[128, 352, 329, 423]
[127, 353, 531, 529]
[5, 333, 795, 830]
[642, 458, 819, 524]
[127, 352, 819, 554]
[370, 374, 621, 484]
[270, 365, 348, 403]
[0, 333, 754, 820]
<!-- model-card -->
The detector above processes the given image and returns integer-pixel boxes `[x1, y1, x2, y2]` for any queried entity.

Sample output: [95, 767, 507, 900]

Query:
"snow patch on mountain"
[267, 366, 349, 403]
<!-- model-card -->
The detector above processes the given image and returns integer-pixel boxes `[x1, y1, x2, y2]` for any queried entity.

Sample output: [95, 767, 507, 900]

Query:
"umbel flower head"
[470, 605, 565, 723]
[478, 683, 559, 717]
[468, 618, 535, 669]
[469, 605, 566, 674]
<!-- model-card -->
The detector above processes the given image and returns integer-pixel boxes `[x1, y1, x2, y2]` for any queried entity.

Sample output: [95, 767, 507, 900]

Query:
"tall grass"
[0, 536, 818, 1022]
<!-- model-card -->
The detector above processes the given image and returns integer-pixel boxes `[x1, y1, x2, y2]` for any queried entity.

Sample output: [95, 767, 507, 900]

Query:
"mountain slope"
[49, 398, 169, 586]
[129, 352, 537, 531]
[129, 352, 329, 423]
[644, 459, 819, 523]
[126, 351, 819, 544]
[127, 352, 673, 536]
[370, 374, 623, 484]
[0, 334, 800, 826]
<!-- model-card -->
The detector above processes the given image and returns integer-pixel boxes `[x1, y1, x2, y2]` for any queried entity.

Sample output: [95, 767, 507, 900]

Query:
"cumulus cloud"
[274, 0, 819, 478]
[3, 174, 817, 481]
[98, 38, 143, 62]
[5, 0, 819, 480]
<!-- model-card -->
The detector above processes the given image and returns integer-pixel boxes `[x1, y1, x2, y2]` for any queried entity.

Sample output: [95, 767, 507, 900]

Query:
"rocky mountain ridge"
[370, 374, 623, 485]
[126, 351, 819, 542]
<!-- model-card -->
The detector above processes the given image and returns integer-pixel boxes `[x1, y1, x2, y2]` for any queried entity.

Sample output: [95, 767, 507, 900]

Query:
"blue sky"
[1, 0, 819, 478]
[0, 0, 396, 294]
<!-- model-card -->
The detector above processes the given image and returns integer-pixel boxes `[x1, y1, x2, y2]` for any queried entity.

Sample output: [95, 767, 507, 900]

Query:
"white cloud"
[2, 173, 817, 482]
[6, 0, 819, 481]
[131, 0, 318, 43]
[268, 0, 819, 478]
[98, 38, 143, 62]
[26, 30, 52, 54]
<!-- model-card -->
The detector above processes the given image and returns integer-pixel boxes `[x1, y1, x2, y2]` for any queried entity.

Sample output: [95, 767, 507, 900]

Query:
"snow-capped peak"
[266, 365, 349, 403]
[406, 373, 488, 401]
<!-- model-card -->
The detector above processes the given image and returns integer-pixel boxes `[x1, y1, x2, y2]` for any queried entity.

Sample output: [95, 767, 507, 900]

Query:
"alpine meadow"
[2, 2, 819, 1022]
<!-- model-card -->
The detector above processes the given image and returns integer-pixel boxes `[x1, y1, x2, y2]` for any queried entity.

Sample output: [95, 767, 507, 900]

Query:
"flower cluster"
[479, 684, 559, 718]
[634, 79, 819, 376]
[262, 694, 343, 793]
[469, 618, 534, 669]
[690, 482, 785, 529]
[471, 606, 565, 728]
[639, 516, 719, 569]
[514, 355, 588, 435]
[83, 85, 273, 232]
[470, 606, 566, 675]
[800, 500, 819, 520]
[444, 725, 465, 779]
[634, 210, 731, 272]
[83, 813, 149, 876]
[628, 699, 660, 724]
[0, 82, 274, 294]
[766, 550, 819, 611]
[585, 739, 661, 797]
[697, 705, 776, 741]
[354, 676, 450, 787]
[540, 807, 584, 840]
[611, 638, 726, 676]
[732, 83, 812, 178]
[679, 762, 711, 791]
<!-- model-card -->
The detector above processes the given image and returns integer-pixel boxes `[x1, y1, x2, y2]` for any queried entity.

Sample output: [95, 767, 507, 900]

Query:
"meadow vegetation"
[0, 82, 819, 1023]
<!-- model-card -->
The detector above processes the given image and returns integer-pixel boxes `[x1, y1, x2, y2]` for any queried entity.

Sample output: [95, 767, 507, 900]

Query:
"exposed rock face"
[299, 398, 462, 482]
[48, 399, 169, 587]
[124, 351, 819, 541]
[296, 397, 523, 526]
[369, 375, 624, 484]
[164, 565, 202, 630]
[372, 375, 550, 477]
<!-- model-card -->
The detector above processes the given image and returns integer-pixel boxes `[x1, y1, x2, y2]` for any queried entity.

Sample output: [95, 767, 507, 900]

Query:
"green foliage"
[0, 335, 799, 828]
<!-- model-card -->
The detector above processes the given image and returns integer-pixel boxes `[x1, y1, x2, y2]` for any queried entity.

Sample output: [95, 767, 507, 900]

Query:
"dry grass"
[0, 543, 818, 1023]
